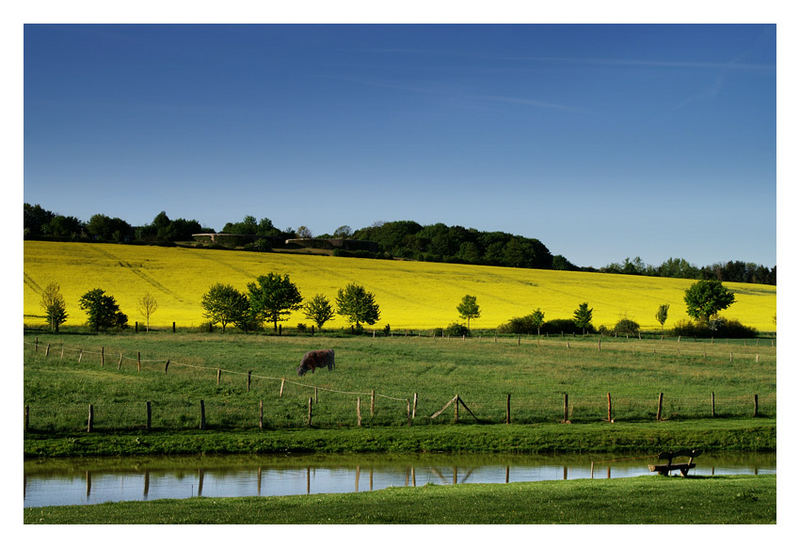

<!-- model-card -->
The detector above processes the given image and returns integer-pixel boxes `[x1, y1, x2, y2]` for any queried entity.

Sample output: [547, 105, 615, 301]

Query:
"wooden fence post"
[756, 354, 759, 363]
[137, 352, 141, 373]
[562, 393, 569, 423]
[78, 349, 83, 363]
[101, 347, 104, 367]
[24, 405, 29, 433]
[656, 392, 664, 421]
[172, 322, 176, 333]
[60, 343, 64, 360]
[412, 393, 418, 419]
[146, 401, 151, 430]
[280, 378, 285, 397]
[711, 392, 716, 418]
[45, 344, 50, 358]
[117, 352, 123, 370]
[754, 394, 759, 417]
[135, 321, 138, 333]
[506, 393, 511, 424]
[259, 400, 264, 429]
[607, 392, 612, 422]
[406, 399, 411, 426]
[164, 360, 170, 374]
[454, 394, 459, 423]
[87, 404, 94, 433]
[217, 369, 221, 385]
[199, 400, 205, 430]
[357, 397, 362, 426]
[370, 390, 375, 417]
[247, 371, 252, 392]
[308, 397, 313, 426]
[35, 337, 39, 352]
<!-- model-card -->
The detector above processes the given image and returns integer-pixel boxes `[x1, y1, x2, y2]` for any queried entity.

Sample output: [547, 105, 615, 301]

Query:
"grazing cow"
[297, 349, 335, 376]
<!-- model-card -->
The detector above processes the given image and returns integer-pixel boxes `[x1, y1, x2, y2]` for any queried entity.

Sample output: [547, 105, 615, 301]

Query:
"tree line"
[38, 275, 760, 340]
[37, 273, 382, 335]
[594, 256, 776, 286]
[24, 203, 775, 285]
[496, 279, 759, 338]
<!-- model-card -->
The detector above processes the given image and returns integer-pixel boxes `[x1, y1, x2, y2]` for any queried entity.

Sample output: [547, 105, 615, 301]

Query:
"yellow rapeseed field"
[23, 241, 776, 331]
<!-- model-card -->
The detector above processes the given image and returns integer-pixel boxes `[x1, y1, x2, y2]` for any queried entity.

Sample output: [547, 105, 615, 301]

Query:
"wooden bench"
[648, 449, 702, 477]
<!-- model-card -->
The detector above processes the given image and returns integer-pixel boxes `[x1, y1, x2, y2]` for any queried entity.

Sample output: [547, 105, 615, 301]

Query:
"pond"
[24, 452, 776, 508]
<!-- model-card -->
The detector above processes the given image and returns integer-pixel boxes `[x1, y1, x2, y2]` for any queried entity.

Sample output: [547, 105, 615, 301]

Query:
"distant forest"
[23, 203, 776, 285]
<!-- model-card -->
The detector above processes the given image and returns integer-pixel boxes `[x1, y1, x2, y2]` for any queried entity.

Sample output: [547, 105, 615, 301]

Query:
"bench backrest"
[657, 449, 702, 461]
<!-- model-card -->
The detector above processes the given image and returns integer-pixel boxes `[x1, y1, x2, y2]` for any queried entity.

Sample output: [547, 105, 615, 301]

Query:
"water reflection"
[24, 452, 775, 508]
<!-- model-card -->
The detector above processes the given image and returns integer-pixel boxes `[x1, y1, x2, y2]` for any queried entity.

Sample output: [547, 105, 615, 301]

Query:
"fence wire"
[23, 339, 775, 433]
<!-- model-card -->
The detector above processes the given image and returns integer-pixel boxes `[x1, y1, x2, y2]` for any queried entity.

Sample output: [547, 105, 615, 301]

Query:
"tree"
[530, 308, 545, 335]
[137, 292, 159, 332]
[573, 302, 593, 335]
[85, 214, 133, 242]
[684, 280, 736, 323]
[655, 304, 670, 332]
[333, 225, 352, 238]
[247, 273, 303, 331]
[40, 282, 68, 332]
[79, 288, 127, 331]
[201, 284, 250, 333]
[303, 294, 335, 329]
[336, 283, 380, 330]
[296, 226, 312, 239]
[456, 295, 481, 329]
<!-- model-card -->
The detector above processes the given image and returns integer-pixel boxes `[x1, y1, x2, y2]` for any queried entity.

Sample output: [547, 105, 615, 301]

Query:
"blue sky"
[23, 24, 776, 267]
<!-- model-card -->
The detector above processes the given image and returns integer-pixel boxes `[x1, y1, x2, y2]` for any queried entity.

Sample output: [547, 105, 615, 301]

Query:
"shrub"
[670, 318, 757, 338]
[497, 315, 537, 334]
[541, 318, 595, 335]
[444, 323, 470, 337]
[613, 318, 640, 335]
[296, 323, 308, 332]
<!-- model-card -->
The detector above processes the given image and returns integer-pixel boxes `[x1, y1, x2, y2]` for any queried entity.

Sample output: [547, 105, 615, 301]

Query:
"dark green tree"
[684, 280, 736, 323]
[573, 302, 593, 335]
[333, 225, 352, 238]
[336, 283, 380, 330]
[456, 295, 481, 329]
[201, 284, 249, 333]
[78, 288, 127, 331]
[655, 304, 670, 332]
[303, 294, 335, 329]
[247, 273, 303, 332]
[530, 308, 545, 335]
[40, 282, 68, 332]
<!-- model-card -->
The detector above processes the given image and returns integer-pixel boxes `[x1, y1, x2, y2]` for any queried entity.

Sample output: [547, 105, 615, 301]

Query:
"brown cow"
[297, 349, 335, 376]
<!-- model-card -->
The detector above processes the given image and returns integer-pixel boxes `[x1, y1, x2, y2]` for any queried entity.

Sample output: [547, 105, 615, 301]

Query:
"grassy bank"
[24, 474, 776, 524]
[24, 419, 776, 458]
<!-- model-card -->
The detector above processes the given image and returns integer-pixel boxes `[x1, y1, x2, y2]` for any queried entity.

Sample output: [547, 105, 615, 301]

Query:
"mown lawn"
[24, 474, 776, 524]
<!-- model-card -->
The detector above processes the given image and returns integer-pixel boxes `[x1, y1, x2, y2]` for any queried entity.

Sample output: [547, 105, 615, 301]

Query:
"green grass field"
[24, 474, 776, 524]
[24, 331, 775, 443]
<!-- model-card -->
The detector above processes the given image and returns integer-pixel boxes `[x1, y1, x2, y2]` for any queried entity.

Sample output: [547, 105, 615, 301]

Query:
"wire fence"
[23, 338, 776, 434]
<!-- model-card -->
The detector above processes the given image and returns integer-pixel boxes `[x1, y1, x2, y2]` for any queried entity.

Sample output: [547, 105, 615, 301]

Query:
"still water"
[24, 452, 775, 508]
